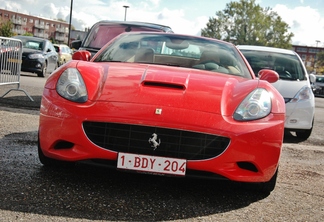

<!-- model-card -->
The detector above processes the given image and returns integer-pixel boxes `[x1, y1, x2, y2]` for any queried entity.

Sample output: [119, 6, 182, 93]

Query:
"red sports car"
[38, 32, 285, 193]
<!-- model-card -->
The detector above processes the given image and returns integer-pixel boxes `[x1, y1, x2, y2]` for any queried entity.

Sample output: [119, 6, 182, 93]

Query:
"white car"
[237, 45, 316, 140]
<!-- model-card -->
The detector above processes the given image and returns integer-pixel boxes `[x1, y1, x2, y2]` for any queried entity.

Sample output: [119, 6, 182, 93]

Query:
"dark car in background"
[314, 75, 324, 96]
[13, 36, 58, 77]
[71, 20, 173, 58]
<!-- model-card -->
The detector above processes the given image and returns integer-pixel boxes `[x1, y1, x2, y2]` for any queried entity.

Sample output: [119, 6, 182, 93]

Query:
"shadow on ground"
[0, 131, 270, 221]
[0, 94, 41, 110]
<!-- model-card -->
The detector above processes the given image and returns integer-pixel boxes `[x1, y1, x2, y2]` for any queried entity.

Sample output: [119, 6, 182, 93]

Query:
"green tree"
[315, 51, 324, 74]
[23, 32, 33, 36]
[0, 19, 14, 37]
[201, 0, 294, 49]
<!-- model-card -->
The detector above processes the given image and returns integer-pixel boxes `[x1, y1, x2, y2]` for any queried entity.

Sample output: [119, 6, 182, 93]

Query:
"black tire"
[38, 133, 75, 167]
[242, 168, 279, 194]
[258, 168, 278, 194]
[37, 62, 47, 77]
[38, 139, 58, 166]
[295, 118, 314, 140]
[295, 128, 313, 140]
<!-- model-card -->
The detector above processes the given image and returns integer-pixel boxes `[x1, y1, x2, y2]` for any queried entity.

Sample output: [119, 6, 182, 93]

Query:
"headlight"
[56, 68, 88, 103]
[290, 86, 312, 103]
[234, 88, 271, 121]
[28, 54, 44, 59]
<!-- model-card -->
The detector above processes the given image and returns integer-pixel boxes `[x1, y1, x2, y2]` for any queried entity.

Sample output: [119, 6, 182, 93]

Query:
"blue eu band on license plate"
[117, 152, 186, 176]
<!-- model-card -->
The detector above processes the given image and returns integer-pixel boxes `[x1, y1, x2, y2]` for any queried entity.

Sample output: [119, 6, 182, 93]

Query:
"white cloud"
[1, 0, 323, 46]
[273, 4, 324, 46]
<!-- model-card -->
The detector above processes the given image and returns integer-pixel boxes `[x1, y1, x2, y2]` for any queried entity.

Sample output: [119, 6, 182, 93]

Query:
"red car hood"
[90, 63, 254, 115]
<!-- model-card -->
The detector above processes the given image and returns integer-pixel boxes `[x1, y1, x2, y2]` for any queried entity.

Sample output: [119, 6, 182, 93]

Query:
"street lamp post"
[123, 5, 129, 21]
[314, 40, 321, 74]
[68, 0, 73, 47]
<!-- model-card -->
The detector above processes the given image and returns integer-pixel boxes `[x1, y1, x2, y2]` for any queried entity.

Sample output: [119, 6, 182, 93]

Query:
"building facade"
[292, 44, 324, 73]
[0, 8, 69, 44]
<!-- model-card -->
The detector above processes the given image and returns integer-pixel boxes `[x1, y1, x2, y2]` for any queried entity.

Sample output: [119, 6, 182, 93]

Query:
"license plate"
[117, 152, 186, 176]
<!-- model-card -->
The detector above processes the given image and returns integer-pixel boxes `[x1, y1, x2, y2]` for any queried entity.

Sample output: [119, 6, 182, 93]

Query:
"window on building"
[309, 48, 317, 53]
[296, 47, 307, 52]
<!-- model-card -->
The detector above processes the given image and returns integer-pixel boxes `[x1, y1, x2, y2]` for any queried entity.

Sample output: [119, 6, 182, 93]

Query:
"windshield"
[94, 33, 251, 78]
[15, 37, 44, 51]
[316, 76, 324, 84]
[240, 50, 306, 81]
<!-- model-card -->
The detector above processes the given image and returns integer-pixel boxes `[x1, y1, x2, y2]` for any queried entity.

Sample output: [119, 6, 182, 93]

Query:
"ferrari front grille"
[83, 122, 230, 160]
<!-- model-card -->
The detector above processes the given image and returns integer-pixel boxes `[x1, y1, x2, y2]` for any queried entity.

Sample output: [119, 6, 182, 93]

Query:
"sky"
[1, 0, 324, 46]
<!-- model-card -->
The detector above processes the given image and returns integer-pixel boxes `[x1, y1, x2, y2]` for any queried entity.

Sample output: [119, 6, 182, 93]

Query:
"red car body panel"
[39, 61, 285, 183]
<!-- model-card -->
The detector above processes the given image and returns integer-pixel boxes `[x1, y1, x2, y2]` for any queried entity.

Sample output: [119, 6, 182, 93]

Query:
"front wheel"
[38, 140, 58, 166]
[37, 62, 47, 77]
[295, 128, 313, 140]
[258, 168, 278, 194]
[38, 133, 75, 167]
[242, 168, 278, 194]
[295, 118, 314, 140]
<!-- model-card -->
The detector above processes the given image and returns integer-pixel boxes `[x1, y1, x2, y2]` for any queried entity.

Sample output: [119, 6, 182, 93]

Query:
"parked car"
[54, 44, 72, 66]
[71, 20, 173, 58]
[39, 32, 285, 193]
[313, 75, 324, 96]
[237, 45, 316, 140]
[13, 35, 58, 77]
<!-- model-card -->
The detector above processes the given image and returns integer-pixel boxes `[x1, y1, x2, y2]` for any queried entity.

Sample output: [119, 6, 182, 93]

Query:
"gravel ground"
[0, 88, 323, 221]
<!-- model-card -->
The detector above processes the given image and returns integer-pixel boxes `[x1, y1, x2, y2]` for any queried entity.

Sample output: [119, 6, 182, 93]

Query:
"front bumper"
[39, 90, 284, 183]
[21, 58, 44, 73]
[285, 99, 315, 130]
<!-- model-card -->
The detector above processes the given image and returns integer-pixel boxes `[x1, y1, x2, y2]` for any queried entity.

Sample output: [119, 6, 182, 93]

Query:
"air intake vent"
[143, 81, 185, 90]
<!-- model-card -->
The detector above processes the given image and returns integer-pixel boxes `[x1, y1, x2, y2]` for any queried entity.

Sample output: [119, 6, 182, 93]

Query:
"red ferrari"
[38, 32, 285, 193]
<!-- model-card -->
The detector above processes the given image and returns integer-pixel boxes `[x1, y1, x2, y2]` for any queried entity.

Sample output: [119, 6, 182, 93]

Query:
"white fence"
[0, 36, 33, 101]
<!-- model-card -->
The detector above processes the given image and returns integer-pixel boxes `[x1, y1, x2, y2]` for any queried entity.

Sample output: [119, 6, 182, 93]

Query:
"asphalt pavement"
[0, 73, 44, 110]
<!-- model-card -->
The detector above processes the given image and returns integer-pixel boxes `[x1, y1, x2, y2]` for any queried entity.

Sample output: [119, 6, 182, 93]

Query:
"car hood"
[271, 79, 309, 98]
[82, 63, 256, 115]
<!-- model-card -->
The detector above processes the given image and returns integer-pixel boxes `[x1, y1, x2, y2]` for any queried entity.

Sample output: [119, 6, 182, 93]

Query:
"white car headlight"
[28, 53, 44, 59]
[56, 68, 88, 103]
[290, 86, 312, 103]
[234, 88, 271, 121]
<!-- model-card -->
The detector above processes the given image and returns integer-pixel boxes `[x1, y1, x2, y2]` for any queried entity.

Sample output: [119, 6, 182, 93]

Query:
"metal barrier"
[0, 36, 33, 101]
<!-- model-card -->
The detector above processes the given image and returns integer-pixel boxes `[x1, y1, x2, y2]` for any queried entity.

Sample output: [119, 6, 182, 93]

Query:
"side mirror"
[71, 40, 82, 50]
[72, 50, 91, 61]
[258, 69, 279, 83]
[309, 73, 316, 83]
